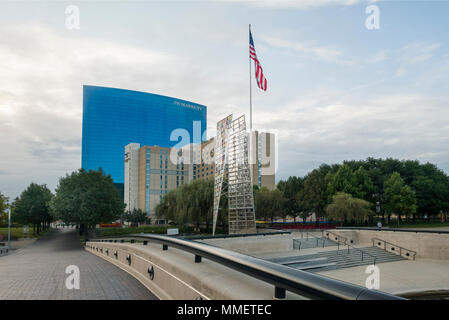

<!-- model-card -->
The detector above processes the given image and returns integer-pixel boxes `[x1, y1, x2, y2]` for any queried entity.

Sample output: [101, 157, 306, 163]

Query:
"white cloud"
[395, 42, 441, 76]
[0, 23, 252, 199]
[253, 92, 449, 179]
[223, 0, 363, 9]
[261, 35, 346, 63]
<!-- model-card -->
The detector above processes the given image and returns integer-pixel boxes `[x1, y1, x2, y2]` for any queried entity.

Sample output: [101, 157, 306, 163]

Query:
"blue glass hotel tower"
[81, 85, 207, 190]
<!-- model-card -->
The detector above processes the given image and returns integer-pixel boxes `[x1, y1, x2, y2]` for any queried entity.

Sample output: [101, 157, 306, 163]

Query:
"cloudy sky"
[1, 0, 448, 200]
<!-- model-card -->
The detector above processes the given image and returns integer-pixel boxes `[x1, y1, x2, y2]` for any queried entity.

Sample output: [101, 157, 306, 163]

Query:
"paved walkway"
[317, 258, 449, 295]
[0, 228, 157, 300]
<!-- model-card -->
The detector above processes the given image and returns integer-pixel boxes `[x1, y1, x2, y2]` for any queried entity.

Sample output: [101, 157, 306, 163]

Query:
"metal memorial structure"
[212, 114, 256, 235]
[212, 115, 232, 236]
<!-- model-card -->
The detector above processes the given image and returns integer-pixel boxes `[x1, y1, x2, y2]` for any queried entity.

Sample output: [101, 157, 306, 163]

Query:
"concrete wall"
[328, 229, 449, 260]
[85, 241, 304, 300]
[199, 234, 296, 255]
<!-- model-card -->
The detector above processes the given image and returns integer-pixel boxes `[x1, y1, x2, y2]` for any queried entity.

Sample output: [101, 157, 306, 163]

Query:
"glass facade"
[81, 85, 207, 185]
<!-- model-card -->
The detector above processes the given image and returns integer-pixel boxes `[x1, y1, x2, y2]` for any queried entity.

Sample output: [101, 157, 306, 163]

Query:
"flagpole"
[249, 24, 252, 132]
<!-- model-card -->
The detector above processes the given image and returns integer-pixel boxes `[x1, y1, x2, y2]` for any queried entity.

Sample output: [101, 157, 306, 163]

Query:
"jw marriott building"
[81, 85, 275, 223]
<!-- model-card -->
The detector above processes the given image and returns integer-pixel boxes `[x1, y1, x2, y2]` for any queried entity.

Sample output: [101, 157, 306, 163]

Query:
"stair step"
[271, 245, 409, 273]
[282, 257, 327, 265]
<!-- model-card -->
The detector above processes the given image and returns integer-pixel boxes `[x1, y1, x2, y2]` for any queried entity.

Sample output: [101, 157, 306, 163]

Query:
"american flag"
[249, 30, 267, 91]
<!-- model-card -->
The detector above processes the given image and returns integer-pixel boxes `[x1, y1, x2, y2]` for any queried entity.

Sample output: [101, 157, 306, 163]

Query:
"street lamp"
[7, 207, 11, 250]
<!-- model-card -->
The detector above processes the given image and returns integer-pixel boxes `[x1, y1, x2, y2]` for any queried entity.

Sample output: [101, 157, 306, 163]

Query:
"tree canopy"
[123, 208, 147, 227]
[278, 157, 449, 221]
[13, 183, 53, 234]
[325, 193, 373, 224]
[50, 169, 124, 233]
[383, 172, 417, 224]
[155, 178, 223, 229]
[0, 192, 9, 225]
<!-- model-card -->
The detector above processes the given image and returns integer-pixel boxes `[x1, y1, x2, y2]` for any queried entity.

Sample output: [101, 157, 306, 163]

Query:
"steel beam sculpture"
[212, 114, 256, 235]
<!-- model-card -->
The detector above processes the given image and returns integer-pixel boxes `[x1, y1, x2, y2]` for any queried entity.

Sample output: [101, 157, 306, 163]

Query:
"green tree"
[296, 167, 330, 219]
[50, 169, 124, 236]
[155, 178, 216, 231]
[14, 183, 53, 234]
[255, 187, 271, 221]
[123, 208, 147, 227]
[383, 172, 417, 225]
[325, 193, 373, 225]
[277, 176, 304, 222]
[0, 192, 9, 225]
[327, 164, 375, 202]
[254, 187, 286, 222]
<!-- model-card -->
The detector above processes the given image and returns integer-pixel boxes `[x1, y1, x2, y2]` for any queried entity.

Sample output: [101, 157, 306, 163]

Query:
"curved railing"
[337, 227, 449, 235]
[88, 233, 404, 300]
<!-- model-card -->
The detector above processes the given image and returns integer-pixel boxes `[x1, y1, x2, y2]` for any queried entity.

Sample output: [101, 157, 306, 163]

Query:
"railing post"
[274, 287, 286, 299]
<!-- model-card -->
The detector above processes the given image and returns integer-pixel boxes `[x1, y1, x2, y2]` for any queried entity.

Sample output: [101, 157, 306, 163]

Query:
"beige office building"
[124, 131, 275, 222]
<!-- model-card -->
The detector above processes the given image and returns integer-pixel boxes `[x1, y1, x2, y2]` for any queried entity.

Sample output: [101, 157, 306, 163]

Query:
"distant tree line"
[277, 158, 449, 225]
[155, 158, 449, 228]
[4, 157, 449, 236]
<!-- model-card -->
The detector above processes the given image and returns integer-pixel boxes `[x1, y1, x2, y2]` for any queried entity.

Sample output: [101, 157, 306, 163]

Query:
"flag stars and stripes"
[249, 30, 267, 91]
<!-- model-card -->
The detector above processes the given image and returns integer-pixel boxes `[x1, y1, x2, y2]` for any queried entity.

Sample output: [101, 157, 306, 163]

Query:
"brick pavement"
[0, 228, 157, 300]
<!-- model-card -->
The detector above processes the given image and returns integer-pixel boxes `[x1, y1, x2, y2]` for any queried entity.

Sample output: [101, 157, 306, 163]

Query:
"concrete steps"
[269, 246, 406, 273]
[292, 237, 338, 250]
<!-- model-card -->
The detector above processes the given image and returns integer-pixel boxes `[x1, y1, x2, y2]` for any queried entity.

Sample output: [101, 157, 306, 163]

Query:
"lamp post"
[7, 207, 11, 250]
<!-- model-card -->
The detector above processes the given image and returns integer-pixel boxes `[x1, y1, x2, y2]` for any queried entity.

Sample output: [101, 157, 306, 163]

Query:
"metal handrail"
[182, 230, 291, 240]
[87, 233, 403, 300]
[372, 238, 417, 260]
[293, 232, 327, 250]
[322, 230, 350, 245]
[345, 244, 377, 265]
[322, 230, 377, 265]
[337, 226, 449, 235]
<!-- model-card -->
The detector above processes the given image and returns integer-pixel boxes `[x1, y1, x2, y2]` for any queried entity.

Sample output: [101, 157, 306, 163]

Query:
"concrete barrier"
[85, 241, 304, 300]
[198, 233, 298, 255]
[327, 229, 449, 260]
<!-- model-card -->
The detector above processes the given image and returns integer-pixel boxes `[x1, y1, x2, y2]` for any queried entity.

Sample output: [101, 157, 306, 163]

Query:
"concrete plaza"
[0, 228, 157, 300]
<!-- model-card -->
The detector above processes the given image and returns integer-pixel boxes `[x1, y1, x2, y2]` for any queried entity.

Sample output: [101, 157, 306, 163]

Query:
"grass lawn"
[96, 225, 228, 237]
[0, 227, 47, 240]
[96, 225, 185, 237]
[393, 221, 449, 229]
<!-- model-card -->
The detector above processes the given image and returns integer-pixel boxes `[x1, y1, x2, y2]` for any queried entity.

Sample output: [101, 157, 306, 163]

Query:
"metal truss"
[227, 115, 256, 234]
[212, 115, 233, 236]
